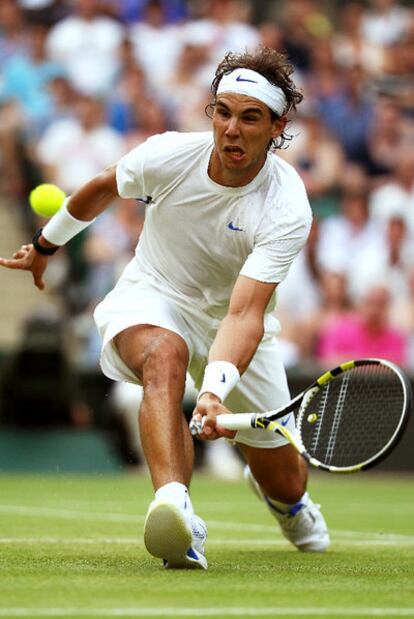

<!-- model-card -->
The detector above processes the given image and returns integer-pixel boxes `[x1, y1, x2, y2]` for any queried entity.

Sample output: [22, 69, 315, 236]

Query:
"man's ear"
[271, 115, 288, 139]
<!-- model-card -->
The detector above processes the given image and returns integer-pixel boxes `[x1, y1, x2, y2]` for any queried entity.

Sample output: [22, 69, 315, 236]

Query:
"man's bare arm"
[194, 275, 278, 438]
[208, 275, 277, 373]
[0, 166, 118, 289]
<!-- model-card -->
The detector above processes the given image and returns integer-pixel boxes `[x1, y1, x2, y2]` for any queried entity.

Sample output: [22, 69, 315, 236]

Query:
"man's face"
[210, 92, 286, 186]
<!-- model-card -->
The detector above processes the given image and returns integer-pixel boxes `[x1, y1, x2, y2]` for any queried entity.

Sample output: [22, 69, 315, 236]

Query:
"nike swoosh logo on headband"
[236, 75, 258, 83]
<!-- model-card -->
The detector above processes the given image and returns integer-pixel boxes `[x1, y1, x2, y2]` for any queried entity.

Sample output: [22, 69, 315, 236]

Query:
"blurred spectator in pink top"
[316, 284, 407, 367]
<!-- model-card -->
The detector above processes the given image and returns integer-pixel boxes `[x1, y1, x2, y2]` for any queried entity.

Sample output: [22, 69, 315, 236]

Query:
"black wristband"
[32, 228, 59, 256]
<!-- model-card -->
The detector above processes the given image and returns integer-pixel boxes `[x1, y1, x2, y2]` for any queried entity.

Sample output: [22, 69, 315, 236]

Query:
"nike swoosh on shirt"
[281, 415, 292, 427]
[236, 75, 258, 83]
[228, 221, 244, 232]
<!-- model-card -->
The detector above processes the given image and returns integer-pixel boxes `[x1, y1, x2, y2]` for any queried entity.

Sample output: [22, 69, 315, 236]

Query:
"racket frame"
[216, 358, 412, 473]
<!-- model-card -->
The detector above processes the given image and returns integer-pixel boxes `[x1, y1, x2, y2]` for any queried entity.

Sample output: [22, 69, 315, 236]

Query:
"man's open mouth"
[224, 145, 245, 160]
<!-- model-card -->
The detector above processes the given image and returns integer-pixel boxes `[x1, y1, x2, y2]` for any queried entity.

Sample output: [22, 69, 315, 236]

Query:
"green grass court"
[0, 473, 413, 618]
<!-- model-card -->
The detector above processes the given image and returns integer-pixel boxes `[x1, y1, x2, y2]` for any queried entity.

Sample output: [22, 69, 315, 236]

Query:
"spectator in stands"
[362, 97, 408, 178]
[350, 213, 414, 306]
[46, 0, 124, 96]
[333, 1, 385, 76]
[278, 0, 331, 74]
[391, 265, 414, 370]
[35, 95, 125, 194]
[369, 146, 414, 237]
[305, 37, 344, 102]
[83, 198, 144, 305]
[107, 64, 150, 135]
[106, 0, 187, 25]
[180, 0, 260, 68]
[361, 0, 408, 48]
[317, 62, 374, 164]
[123, 97, 170, 150]
[0, 22, 64, 197]
[378, 10, 414, 109]
[0, 0, 27, 63]
[280, 105, 344, 218]
[19, 0, 69, 27]
[161, 39, 212, 132]
[0, 23, 63, 135]
[318, 164, 383, 287]
[316, 283, 408, 367]
[128, 0, 183, 94]
[276, 220, 323, 366]
[257, 21, 284, 54]
[299, 269, 353, 362]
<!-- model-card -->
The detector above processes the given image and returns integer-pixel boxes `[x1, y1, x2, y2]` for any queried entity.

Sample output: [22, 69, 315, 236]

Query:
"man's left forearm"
[208, 312, 264, 375]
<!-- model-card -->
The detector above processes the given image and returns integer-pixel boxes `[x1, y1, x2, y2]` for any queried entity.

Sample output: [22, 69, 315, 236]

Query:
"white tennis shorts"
[94, 267, 294, 449]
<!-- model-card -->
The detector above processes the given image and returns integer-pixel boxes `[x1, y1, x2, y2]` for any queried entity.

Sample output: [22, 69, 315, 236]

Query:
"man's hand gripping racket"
[190, 359, 412, 473]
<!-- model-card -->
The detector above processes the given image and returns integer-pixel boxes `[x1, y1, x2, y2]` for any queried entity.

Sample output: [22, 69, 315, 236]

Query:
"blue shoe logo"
[228, 221, 244, 232]
[186, 547, 199, 560]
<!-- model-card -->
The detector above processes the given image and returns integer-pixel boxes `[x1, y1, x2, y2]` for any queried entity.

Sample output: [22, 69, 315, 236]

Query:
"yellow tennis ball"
[29, 184, 66, 217]
[307, 413, 318, 424]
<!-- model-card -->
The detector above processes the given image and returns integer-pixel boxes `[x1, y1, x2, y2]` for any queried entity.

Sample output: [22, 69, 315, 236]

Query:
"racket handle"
[216, 413, 255, 431]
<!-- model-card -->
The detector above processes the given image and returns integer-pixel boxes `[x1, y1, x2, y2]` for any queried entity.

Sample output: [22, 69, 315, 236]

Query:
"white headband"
[216, 68, 287, 116]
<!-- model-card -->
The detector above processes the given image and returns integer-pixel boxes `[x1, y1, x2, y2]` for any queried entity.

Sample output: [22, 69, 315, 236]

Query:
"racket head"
[295, 358, 412, 473]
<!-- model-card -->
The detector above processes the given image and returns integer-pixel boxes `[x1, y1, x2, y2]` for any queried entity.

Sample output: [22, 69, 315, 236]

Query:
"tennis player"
[0, 47, 329, 569]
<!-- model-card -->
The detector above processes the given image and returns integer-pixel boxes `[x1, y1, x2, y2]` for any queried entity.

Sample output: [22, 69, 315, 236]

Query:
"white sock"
[266, 491, 309, 515]
[155, 481, 194, 513]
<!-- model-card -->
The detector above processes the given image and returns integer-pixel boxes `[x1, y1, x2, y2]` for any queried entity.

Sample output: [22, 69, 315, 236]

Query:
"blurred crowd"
[1, 0, 414, 374]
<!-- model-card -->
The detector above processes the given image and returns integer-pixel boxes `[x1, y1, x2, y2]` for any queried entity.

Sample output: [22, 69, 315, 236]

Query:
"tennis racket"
[190, 359, 412, 473]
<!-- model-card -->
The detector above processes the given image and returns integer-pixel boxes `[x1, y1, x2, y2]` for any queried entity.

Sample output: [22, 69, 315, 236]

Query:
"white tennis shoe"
[144, 499, 208, 569]
[244, 465, 330, 552]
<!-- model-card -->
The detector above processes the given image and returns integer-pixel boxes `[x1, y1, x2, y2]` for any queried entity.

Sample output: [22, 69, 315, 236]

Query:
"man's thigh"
[94, 280, 194, 384]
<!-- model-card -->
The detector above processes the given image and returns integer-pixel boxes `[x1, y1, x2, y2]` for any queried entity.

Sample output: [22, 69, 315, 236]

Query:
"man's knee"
[142, 334, 189, 392]
[114, 326, 189, 389]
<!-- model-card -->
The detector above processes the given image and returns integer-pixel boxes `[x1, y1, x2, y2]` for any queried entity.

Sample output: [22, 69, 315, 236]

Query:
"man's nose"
[225, 117, 240, 136]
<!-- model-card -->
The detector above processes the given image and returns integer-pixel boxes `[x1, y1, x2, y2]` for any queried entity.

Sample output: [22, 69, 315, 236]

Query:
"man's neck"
[208, 149, 266, 188]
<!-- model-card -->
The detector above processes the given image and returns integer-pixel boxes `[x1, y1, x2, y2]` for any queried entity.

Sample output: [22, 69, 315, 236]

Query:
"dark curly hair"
[207, 47, 303, 150]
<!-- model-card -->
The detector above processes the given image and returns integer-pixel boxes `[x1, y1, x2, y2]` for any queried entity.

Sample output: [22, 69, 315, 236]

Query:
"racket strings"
[299, 364, 406, 468]
[323, 372, 350, 465]
[309, 382, 330, 456]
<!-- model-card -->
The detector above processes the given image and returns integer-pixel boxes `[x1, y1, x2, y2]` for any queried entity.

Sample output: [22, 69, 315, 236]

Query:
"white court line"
[1, 504, 414, 543]
[1, 536, 413, 548]
[0, 505, 140, 523]
[0, 608, 414, 617]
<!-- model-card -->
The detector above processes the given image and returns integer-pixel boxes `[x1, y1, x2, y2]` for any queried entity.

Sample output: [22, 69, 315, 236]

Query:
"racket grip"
[216, 413, 255, 431]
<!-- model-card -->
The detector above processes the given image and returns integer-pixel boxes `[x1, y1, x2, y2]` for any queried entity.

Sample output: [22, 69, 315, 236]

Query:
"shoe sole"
[144, 501, 207, 569]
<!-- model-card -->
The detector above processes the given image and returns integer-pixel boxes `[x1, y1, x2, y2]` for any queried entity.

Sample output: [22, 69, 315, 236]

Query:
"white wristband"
[42, 198, 96, 246]
[198, 361, 240, 403]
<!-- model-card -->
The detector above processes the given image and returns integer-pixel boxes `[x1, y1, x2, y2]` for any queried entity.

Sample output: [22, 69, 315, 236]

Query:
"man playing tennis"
[0, 47, 329, 569]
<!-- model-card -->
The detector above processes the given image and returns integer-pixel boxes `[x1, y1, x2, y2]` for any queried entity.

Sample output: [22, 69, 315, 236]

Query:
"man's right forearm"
[40, 166, 119, 248]
[64, 165, 119, 221]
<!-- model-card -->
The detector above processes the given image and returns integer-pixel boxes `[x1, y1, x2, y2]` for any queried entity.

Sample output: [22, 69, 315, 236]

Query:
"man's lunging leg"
[114, 325, 208, 569]
[241, 443, 330, 552]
